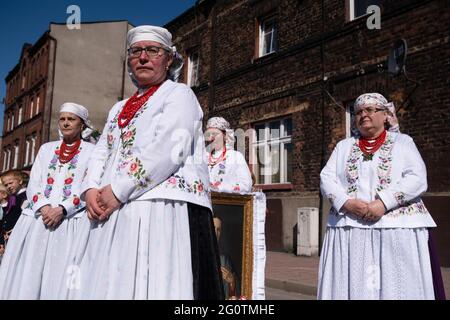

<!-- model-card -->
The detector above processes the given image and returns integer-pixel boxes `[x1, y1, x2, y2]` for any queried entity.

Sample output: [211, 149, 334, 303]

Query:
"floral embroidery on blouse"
[345, 143, 362, 197]
[28, 192, 45, 209]
[30, 145, 83, 211]
[341, 132, 426, 218]
[113, 100, 153, 189]
[375, 134, 394, 192]
[164, 174, 207, 196]
[209, 160, 227, 190]
[43, 147, 60, 198]
[385, 199, 429, 218]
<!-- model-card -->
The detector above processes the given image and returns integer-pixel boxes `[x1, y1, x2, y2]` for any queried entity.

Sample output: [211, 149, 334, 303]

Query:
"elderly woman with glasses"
[0, 103, 95, 299]
[318, 93, 437, 300]
[205, 117, 252, 194]
[75, 25, 223, 300]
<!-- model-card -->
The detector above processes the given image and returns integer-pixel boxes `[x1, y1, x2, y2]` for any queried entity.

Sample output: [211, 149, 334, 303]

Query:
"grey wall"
[49, 21, 135, 140]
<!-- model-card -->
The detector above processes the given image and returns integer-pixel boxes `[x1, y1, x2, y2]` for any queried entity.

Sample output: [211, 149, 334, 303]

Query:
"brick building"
[166, 0, 450, 265]
[2, 20, 135, 173]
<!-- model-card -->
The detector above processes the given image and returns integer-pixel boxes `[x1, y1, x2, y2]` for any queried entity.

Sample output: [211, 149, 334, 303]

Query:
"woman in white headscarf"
[0, 102, 95, 299]
[74, 25, 223, 300]
[318, 93, 437, 300]
[205, 117, 252, 193]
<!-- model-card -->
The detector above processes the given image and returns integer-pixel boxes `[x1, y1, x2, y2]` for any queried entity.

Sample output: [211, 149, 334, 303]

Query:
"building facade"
[2, 20, 135, 172]
[166, 0, 450, 265]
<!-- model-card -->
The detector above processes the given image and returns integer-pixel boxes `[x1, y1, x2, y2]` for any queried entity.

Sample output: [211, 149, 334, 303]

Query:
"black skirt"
[188, 202, 225, 300]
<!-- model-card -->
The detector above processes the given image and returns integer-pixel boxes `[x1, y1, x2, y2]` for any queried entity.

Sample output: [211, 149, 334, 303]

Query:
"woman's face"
[59, 112, 84, 141]
[205, 128, 226, 152]
[128, 40, 173, 87]
[355, 104, 388, 137]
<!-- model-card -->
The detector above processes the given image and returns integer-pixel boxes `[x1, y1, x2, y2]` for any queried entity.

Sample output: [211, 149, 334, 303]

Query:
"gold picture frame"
[211, 192, 254, 299]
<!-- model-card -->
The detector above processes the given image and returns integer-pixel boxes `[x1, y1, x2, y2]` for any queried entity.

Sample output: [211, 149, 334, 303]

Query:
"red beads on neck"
[358, 130, 387, 160]
[117, 85, 161, 128]
[209, 147, 227, 167]
[59, 139, 81, 164]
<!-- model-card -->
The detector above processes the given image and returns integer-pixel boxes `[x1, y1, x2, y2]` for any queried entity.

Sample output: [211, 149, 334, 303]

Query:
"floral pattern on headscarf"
[206, 117, 235, 149]
[354, 93, 400, 133]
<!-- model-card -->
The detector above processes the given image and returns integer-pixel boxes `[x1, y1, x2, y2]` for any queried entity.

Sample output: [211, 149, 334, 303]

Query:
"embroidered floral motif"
[210, 159, 226, 190]
[29, 145, 83, 211]
[164, 174, 208, 196]
[121, 127, 137, 149]
[341, 132, 425, 218]
[385, 199, 429, 218]
[122, 156, 152, 189]
[345, 142, 362, 197]
[113, 100, 153, 188]
[32, 193, 44, 204]
[28, 192, 45, 209]
[44, 148, 60, 198]
[376, 134, 394, 192]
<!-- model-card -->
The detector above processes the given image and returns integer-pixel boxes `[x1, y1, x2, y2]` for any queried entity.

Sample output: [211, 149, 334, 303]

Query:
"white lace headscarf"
[126, 25, 184, 85]
[206, 117, 235, 149]
[59, 102, 94, 140]
[354, 93, 400, 133]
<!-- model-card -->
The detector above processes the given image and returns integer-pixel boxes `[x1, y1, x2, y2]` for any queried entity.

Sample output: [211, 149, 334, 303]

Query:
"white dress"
[0, 140, 94, 299]
[318, 132, 436, 299]
[72, 80, 213, 300]
[209, 148, 252, 193]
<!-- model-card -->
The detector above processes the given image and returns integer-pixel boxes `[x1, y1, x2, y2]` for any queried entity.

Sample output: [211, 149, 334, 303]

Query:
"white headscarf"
[354, 93, 400, 133]
[126, 25, 184, 84]
[59, 102, 94, 140]
[206, 117, 235, 149]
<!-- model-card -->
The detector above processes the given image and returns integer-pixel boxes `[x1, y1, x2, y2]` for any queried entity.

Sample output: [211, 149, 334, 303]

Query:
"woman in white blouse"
[205, 117, 252, 194]
[0, 103, 95, 299]
[318, 93, 437, 299]
[75, 25, 223, 300]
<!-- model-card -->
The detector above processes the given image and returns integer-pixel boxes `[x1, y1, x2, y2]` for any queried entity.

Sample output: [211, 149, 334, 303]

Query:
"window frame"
[186, 50, 200, 87]
[251, 117, 293, 186]
[258, 15, 278, 57]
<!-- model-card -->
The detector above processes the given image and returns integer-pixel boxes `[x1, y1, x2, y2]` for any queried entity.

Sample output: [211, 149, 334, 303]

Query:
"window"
[29, 97, 34, 119]
[18, 106, 23, 125]
[6, 149, 11, 171]
[36, 94, 41, 116]
[187, 50, 199, 87]
[30, 134, 37, 164]
[258, 16, 278, 57]
[11, 112, 15, 130]
[346, 101, 358, 138]
[251, 118, 292, 184]
[24, 139, 30, 166]
[21, 73, 27, 90]
[2, 151, 7, 172]
[13, 142, 19, 169]
[348, 0, 381, 20]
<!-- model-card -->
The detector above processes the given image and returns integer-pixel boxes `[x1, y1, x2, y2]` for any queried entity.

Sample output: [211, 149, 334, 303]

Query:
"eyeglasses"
[355, 107, 385, 116]
[127, 46, 168, 59]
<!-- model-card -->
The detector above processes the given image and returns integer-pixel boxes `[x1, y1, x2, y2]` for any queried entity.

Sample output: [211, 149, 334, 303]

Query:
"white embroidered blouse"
[209, 148, 252, 194]
[320, 131, 436, 228]
[23, 140, 95, 218]
[81, 80, 212, 209]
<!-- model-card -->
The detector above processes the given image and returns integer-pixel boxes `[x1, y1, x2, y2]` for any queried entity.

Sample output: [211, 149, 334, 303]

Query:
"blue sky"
[0, 0, 196, 133]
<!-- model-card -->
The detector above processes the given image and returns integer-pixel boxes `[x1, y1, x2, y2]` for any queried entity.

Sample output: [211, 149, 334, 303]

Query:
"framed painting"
[211, 192, 254, 299]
